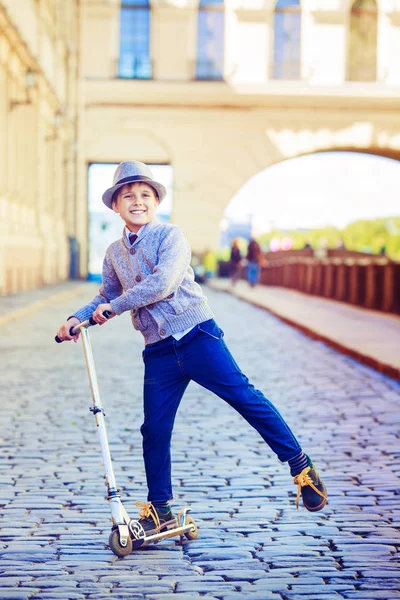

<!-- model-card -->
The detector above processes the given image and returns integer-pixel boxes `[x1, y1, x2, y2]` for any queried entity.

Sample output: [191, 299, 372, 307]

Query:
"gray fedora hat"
[102, 161, 167, 209]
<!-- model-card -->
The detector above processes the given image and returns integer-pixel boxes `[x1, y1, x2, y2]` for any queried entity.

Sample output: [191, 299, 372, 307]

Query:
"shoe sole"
[142, 517, 177, 536]
[304, 496, 327, 512]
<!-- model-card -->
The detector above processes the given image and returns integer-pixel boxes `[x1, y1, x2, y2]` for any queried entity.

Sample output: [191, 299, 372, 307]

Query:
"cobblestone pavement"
[0, 284, 399, 600]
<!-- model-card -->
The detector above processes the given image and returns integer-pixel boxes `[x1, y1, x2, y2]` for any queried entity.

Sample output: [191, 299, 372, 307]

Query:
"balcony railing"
[195, 60, 224, 81]
[118, 56, 152, 80]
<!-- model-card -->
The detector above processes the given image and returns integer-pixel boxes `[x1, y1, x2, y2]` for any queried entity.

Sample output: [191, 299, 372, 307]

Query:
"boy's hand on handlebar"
[92, 304, 115, 325]
[57, 317, 81, 343]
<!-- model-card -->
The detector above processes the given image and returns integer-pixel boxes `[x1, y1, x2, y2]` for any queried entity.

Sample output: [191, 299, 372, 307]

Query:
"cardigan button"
[130, 248, 135, 255]
[160, 329, 166, 336]
[135, 275, 141, 282]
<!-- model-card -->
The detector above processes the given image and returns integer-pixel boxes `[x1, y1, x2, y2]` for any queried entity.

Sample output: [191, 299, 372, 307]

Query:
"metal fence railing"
[219, 250, 400, 315]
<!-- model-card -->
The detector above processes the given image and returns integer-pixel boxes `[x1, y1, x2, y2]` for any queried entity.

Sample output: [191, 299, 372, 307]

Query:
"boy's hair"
[111, 182, 159, 206]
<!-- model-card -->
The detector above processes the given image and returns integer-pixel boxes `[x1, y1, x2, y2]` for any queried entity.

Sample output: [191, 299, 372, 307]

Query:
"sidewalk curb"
[211, 284, 400, 383]
[0, 286, 86, 328]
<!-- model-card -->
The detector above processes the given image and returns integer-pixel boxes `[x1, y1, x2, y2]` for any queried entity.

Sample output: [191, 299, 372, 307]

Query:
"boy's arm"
[72, 253, 123, 322]
[110, 227, 191, 315]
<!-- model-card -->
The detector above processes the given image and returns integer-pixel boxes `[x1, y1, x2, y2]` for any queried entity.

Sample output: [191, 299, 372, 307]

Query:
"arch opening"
[221, 151, 400, 261]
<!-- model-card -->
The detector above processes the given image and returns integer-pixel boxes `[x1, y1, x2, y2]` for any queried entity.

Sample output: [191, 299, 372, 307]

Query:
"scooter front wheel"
[108, 528, 133, 557]
[184, 516, 198, 540]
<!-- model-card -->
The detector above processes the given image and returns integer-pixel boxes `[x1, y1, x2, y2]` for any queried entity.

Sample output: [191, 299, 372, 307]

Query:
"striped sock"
[288, 452, 310, 476]
[152, 501, 171, 513]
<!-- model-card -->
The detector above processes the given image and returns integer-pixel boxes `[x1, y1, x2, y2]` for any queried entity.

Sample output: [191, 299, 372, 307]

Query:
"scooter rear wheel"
[184, 516, 198, 540]
[108, 528, 133, 557]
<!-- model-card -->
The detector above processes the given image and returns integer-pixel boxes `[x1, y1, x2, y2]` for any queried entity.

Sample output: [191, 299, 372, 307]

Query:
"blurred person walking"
[246, 237, 261, 287]
[229, 239, 242, 286]
[203, 249, 218, 279]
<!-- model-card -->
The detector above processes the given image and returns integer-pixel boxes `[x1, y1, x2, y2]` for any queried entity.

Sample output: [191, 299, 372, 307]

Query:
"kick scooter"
[55, 312, 198, 557]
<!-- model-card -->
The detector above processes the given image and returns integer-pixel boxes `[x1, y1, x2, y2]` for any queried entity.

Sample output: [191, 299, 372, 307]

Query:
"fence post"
[364, 263, 376, 309]
[381, 263, 393, 312]
[335, 262, 346, 301]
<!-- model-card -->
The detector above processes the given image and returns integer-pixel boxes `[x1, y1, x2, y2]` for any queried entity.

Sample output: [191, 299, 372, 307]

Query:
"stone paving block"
[0, 590, 41, 599]
[214, 594, 281, 600]
[0, 579, 35, 588]
[143, 594, 201, 600]
[192, 560, 265, 571]
[19, 580, 81, 588]
[119, 585, 174, 594]
[258, 575, 326, 587]
[106, 593, 145, 599]
[342, 592, 400, 599]
[176, 582, 239, 593]
[30, 595, 85, 600]
[251, 578, 292, 592]
[100, 575, 160, 584]
[209, 570, 267, 581]
[283, 595, 343, 600]
[359, 581, 400, 590]
[359, 570, 400, 578]
[186, 550, 253, 561]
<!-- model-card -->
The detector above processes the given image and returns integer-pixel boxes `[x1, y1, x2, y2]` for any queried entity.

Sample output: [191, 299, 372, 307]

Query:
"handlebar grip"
[88, 310, 112, 326]
[55, 310, 112, 343]
[54, 324, 77, 343]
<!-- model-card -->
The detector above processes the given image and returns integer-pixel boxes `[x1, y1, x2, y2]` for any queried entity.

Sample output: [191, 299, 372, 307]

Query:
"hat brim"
[102, 177, 167, 209]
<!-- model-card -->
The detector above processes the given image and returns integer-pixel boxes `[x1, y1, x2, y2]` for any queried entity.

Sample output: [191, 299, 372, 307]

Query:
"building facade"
[2, 0, 400, 294]
[0, 0, 81, 295]
[81, 0, 400, 253]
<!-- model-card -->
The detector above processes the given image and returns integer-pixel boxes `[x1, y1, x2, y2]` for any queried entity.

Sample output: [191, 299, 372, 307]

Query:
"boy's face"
[112, 182, 159, 232]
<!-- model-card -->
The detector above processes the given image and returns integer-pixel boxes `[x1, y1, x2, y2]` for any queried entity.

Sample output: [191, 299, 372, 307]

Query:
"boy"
[57, 161, 327, 536]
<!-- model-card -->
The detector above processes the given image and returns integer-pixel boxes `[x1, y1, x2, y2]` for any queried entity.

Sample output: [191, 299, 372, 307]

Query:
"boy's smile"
[112, 182, 159, 233]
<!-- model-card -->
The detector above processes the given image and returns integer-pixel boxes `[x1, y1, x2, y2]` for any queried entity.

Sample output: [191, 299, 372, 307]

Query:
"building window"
[196, 0, 225, 81]
[273, 0, 301, 80]
[118, 0, 152, 79]
[347, 0, 377, 82]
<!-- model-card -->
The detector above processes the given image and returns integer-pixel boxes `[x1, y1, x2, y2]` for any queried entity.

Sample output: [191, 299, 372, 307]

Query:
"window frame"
[195, 0, 225, 81]
[272, 0, 302, 81]
[118, 0, 152, 80]
[346, 0, 378, 82]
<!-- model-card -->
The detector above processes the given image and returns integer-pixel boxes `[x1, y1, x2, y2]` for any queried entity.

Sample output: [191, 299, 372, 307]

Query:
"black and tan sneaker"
[136, 501, 176, 535]
[293, 461, 328, 511]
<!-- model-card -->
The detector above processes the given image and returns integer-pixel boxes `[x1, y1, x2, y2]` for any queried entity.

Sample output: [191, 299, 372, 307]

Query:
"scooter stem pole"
[80, 326, 119, 495]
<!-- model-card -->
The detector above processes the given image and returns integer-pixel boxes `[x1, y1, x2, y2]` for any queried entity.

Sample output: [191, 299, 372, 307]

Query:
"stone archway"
[224, 147, 400, 244]
[83, 96, 400, 253]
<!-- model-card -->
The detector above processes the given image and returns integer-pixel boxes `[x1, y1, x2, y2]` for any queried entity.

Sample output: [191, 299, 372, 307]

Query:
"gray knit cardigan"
[73, 219, 214, 345]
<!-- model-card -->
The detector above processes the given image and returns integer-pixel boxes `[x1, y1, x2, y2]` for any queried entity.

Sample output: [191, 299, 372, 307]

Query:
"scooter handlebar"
[55, 310, 112, 343]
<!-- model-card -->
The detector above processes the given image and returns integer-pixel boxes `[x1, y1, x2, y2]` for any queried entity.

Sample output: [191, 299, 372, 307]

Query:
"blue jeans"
[141, 319, 302, 503]
[247, 261, 260, 286]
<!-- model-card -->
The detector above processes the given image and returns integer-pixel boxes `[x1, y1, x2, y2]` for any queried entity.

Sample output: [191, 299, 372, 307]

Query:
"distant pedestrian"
[203, 249, 218, 279]
[229, 239, 242, 286]
[246, 238, 261, 287]
[336, 239, 346, 250]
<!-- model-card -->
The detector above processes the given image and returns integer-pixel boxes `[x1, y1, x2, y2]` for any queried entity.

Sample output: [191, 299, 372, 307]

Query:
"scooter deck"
[128, 506, 198, 548]
[132, 522, 195, 548]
